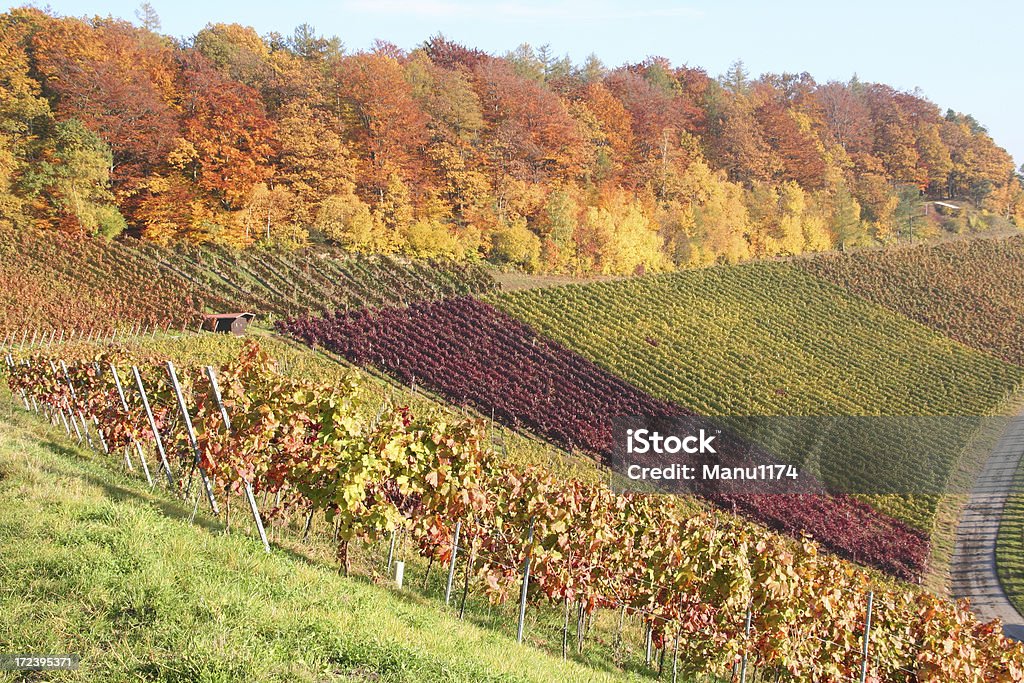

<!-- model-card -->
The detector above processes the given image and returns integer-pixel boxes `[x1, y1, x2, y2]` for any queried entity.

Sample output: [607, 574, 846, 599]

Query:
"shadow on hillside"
[20, 422, 656, 680]
[29, 434, 392, 582]
[32, 440, 224, 535]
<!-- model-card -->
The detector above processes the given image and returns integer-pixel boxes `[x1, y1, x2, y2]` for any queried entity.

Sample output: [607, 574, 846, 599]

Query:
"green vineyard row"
[492, 262, 1024, 528]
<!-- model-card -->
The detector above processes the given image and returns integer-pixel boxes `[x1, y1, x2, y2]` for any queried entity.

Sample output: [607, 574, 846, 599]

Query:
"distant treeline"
[1, 6, 1021, 273]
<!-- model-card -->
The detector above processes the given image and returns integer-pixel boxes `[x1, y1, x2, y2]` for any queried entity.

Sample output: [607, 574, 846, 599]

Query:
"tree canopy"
[0, 8, 1020, 272]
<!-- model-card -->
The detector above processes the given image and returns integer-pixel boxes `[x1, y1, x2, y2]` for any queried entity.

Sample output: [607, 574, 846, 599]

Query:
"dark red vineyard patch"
[279, 297, 929, 579]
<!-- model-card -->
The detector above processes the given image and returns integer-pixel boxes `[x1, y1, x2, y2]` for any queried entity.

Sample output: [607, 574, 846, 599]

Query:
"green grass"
[0, 405, 661, 683]
[997, 448, 1024, 616]
[998, 505, 1024, 614]
[491, 262, 1024, 529]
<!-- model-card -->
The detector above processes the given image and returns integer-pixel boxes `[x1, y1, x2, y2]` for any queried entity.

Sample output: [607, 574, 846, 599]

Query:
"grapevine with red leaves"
[5, 342, 1024, 682]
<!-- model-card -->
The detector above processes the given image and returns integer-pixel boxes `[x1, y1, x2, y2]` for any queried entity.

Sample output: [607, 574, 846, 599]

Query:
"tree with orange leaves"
[473, 58, 585, 185]
[334, 52, 429, 203]
[30, 14, 179, 207]
[176, 52, 276, 211]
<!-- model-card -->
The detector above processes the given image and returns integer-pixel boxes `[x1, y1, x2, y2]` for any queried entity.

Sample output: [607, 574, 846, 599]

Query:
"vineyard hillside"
[280, 298, 932, 578]
[489, 263, 1022, 528]
[6, 338, 1024, 682]
[116, 330, 603, 483]
[0, 224, 496, 334]
[492, 262, 1020, 418]
[3, 6, 1024, 680]
[798, 235, 1024, 366]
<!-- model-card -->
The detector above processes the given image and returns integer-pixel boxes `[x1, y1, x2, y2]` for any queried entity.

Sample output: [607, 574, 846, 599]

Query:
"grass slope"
[0, 408, 651, 683]
[997, 466, 1024, 616]
[994, 402, 1024, 614]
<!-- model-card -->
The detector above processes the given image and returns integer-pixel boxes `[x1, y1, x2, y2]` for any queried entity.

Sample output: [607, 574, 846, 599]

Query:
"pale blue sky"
[16, 0, 1024, 168]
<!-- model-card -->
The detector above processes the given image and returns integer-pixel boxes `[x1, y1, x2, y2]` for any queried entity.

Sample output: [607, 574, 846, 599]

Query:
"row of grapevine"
[799, 236, 1024, 366]
[0, 224, 226, 333]
[136, 241, 498, 319]
[278, 298, 930, 579]
[490, 263, 1024, 529]
[4, 341, 1024, 681]
[0, 224, 497, 335]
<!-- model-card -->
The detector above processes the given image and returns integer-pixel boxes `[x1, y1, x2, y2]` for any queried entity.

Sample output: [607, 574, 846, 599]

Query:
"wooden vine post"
[203, 365, 271, 553]
[60, 360, 93, 450]
[860, 591, 874, 683]
[740, 602, 752, 683]
[48, 360, 77, 441]
[444, 520, 461, 606]
[132, 366, 175, 488]
[110, 364, 154, 487]
[89, 363, 111, 455]
[516, 518, 535, 644]
[166, 361, 219, 515]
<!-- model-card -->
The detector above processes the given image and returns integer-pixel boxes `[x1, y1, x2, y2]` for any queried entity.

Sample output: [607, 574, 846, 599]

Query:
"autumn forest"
[1, 6, 1021, 274]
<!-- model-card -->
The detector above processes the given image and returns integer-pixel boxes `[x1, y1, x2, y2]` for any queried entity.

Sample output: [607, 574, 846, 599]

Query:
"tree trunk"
[423, 554, 435, 590]
[562, 597, 571, 660]
[337, 539, 351, 576]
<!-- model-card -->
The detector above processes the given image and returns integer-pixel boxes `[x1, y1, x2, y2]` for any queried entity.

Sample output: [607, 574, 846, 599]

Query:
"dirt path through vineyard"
[952, 414, 1024, 639]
